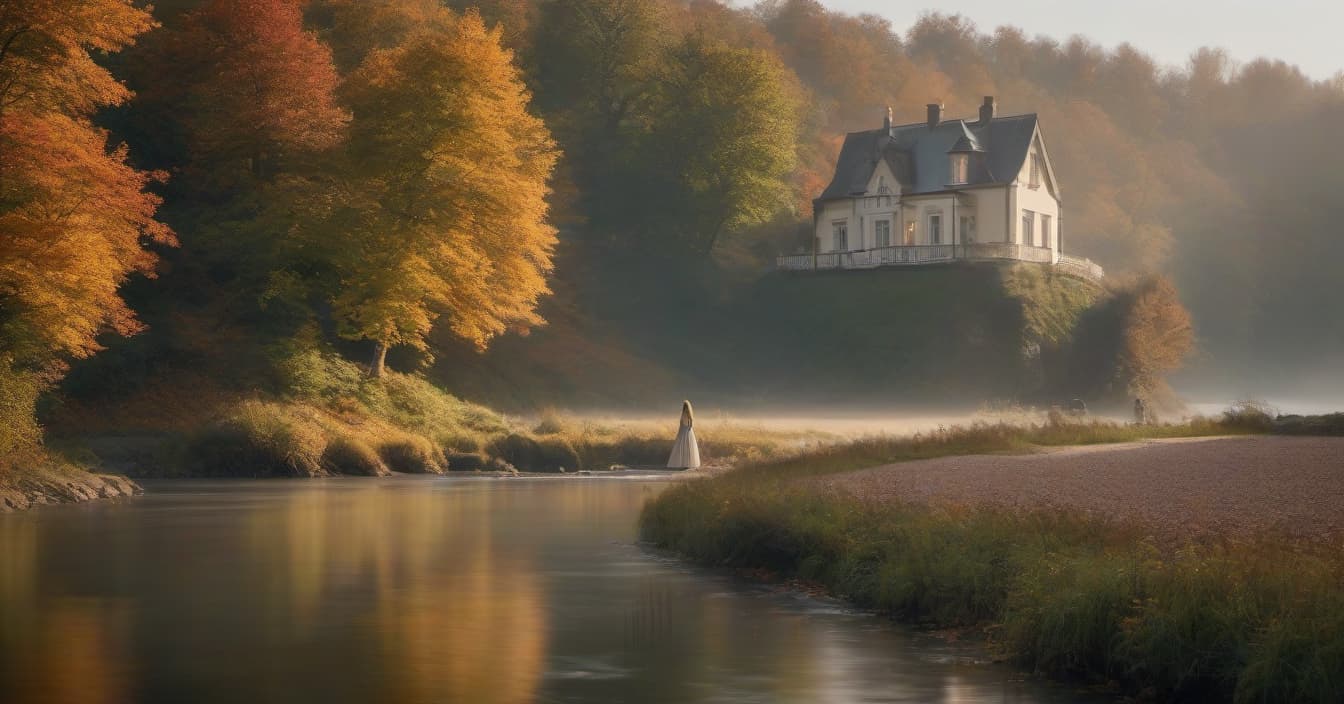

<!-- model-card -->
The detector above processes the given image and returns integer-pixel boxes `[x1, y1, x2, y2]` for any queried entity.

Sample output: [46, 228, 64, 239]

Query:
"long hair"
[681, 400, 694, 425]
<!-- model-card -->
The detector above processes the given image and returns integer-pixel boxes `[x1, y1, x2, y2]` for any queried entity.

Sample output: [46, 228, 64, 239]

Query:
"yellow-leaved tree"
[324, 9, 559, 376]
[1118, 275, 1194, 399]
[0, 0, 174, 450]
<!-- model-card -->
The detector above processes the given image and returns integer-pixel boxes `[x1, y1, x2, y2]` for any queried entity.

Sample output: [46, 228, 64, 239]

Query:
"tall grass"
[321, 436, 389, 476]
[185, 401, 328, 477]
[640, 416, 1343, 702]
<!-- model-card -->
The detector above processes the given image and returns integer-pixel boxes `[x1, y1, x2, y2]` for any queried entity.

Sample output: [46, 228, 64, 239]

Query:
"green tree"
[636, 35, 802, 255]
[529, 0, 665, 233]
[532, 0, 664, 135]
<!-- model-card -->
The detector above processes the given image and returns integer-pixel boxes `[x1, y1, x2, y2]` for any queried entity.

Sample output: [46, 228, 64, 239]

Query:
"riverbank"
[639, 416, 1344, 702]
[0, 451, 140, 512]
[43, 351, 832, 482]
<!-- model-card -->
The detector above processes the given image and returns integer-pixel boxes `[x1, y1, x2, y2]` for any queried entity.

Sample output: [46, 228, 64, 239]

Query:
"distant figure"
[1134, 398, 1147, 425]
[667, 400, 701, 470]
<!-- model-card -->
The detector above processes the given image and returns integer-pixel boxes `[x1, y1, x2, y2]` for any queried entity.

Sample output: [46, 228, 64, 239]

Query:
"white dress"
[667, 405, 701, 469]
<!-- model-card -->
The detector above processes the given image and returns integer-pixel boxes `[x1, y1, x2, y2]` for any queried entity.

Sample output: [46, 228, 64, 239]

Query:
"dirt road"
[817, 436, 1344, 539]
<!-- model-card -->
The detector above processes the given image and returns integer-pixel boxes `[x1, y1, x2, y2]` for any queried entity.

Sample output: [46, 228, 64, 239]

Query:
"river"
[0, 476, 1105, 703]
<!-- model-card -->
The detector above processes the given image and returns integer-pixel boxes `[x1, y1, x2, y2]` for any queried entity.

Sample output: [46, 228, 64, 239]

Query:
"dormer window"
[1030, 152, 1042, 188]
[950, 153, 969, 185]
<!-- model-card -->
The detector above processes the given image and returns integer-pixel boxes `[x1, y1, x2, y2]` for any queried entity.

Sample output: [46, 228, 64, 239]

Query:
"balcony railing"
[777, 245, 956, 271]
[776, 243, 1104, 282]
[961, 242, 1053, 264]
[1056, 254, 1105, 282]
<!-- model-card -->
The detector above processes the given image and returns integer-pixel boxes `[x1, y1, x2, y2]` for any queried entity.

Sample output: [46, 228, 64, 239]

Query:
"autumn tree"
[1062, 276, 1193, 403]
[1117, 276, 1194, 398]
[120, 0, 350, 337]
[315, 0, 447, 71]
[161, 0, 348, 187]
[635, 35, 801, 255]
[0, 0, 173, 449]
[323, 9, 559, 376]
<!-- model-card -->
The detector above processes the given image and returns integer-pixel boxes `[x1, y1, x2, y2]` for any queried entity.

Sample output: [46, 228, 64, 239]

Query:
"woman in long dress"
[667, 400, 701, 469]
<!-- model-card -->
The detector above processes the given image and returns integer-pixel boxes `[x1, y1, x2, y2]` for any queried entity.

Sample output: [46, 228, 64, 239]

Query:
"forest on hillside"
[2, 0, 1341, 458]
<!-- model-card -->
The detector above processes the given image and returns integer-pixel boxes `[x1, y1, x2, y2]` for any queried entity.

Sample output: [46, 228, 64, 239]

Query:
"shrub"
[1272, 412, 1344, 437]
[576, 434, 669, 468]
[537, 436, 581, 472]
[270, 346, 509, 436]
[1222, 400, 1276, 432]
[532, 408, 567, 435]
[322, 437, 390, 476]
[379, 436, 445, 474]
[446, 452, 487, 471]
[186, 402, 326, 477]
[489, 432, 580, 472]
[0, 362, 42, 454]
[435, 429, 483, 453]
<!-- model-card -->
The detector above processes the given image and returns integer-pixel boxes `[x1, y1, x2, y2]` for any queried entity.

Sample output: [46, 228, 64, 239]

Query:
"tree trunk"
[369, 340, 389, 378]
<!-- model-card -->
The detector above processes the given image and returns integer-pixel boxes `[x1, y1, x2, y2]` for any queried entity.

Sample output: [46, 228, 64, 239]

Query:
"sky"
[820, 0, 1340, 80]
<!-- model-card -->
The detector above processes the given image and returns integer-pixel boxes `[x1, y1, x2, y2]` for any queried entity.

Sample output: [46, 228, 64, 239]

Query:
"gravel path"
[817, 436, 1344, 540]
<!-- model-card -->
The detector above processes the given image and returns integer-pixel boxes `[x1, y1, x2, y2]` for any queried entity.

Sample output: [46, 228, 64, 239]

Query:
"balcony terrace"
[776, 243, 1104, 282]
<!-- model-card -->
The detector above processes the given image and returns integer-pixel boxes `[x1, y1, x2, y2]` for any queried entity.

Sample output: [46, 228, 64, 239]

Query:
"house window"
[904, 220, 916, 246]
[1022, 210, 1035, 246]
[928, 214, 942, 245]
[832, 221, 848, 251]
[1041, 214, 1052, 248]
[875, 220, 891, 248]
[1030, 152, 1042, 188]
[877, 175, 890, 195]
[960, 215, 976, 243]
[950, 154, 969, 185]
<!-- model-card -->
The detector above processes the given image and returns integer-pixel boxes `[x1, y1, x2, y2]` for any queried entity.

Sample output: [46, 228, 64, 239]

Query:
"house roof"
[817, 113, 1039, 202]
[948, 121, 984, 153]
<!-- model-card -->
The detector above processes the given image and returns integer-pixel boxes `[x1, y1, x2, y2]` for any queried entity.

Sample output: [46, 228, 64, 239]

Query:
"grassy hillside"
[432, 260, 1102, 410]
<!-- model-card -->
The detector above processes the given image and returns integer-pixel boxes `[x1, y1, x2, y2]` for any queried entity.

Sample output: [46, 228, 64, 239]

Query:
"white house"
[779, 97, 1102, 281]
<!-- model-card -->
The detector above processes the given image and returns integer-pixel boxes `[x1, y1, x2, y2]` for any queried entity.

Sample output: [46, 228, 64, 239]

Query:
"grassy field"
[639, 410, 1344, 702]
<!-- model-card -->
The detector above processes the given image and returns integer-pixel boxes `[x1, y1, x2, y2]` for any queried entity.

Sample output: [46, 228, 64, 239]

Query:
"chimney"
[926, 103, 943, 129]
[979, 96, 997, 124]
[883, 105, 893, 133]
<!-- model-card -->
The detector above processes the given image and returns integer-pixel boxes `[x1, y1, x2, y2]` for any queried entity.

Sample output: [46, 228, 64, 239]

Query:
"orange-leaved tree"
[1118, 275, 1194, 399]
[322, 9, 559, 377]
[0, 0, 174, 450]
[165, 0, 348, 186]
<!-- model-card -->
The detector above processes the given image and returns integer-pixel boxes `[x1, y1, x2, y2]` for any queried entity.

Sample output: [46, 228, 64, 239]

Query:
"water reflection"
[0, 478, 1104, 703]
